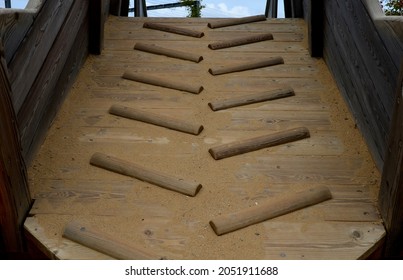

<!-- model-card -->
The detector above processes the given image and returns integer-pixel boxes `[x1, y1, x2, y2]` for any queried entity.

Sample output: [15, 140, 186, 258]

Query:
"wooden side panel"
[322, 0, 401, 169]
[8, 0, 75, 113]
[0, 48, 31, 254]
[0, 9, 36, 64]
[379, 63, 403, 257]
[17, 0, 89, 163]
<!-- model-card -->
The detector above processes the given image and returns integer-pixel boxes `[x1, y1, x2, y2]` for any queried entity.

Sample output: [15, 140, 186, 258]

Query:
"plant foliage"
[380, 0, 403, 15]
[180, 0, 205, 17]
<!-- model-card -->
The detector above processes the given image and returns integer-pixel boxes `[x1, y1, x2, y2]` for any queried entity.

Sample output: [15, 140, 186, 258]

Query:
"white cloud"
[205, 3, 252, 17]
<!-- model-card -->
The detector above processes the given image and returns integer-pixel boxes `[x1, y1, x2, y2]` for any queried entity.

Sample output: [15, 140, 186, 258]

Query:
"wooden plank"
[0, 47, 31, 253]
[322, 0, 393, 169]
[23, 17, 90, 165]
[63, 221, 157, 259]
[263, 222, 385, 259]
[379, 62, 403, 258]
[322, 0, 401, 169]
[8, 0, 75, 113]
[0, 9, 36, 63]
[17, 0, 89, 163]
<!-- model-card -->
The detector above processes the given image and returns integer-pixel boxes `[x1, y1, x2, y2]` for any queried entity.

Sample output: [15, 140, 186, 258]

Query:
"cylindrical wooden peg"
[208, 87, 294, 111]
[109, 104, 204, 135]
[134, 42, 203, 63]
[208, 127, 310, 160]
[209, 186, 332, 235]
[207, 15, 267, 29]
[208, 57, 284, 76]
[90, 152, 202, 197]
[122, 71, 203, 94]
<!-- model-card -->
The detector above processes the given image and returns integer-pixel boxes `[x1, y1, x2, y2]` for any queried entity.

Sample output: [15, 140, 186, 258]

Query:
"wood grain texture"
[0, 51, 31, 252]
[207, 15, 267, 29]
[379, 62, 403, 257]
[90, 152, 202, 196]
[18, 0, 89, 163]
[24, 16, 384, 260]
[210, 186, 332, 235]
[208, 33, 273, 50]
[143, 22, 204, 38]
[123, 70, 204, 94]
[8, 0, 75, 113]
[208, 87, 294, 111]
[209, 56, 284, 75]
[209, 127, 310, 160]
[322, 0, 402, 169]
[109, 104, 204, 135]
[134, 42, 203, 62]
[63, 221, 156, 259]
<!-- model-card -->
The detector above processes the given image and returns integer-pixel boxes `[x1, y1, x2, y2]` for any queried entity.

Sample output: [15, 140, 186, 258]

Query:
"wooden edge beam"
[209, 186, 332, 235]
[208, 127, 310, 160]
[208, 57, 284, 76]
[63, 221, 157, 259]
[134, 42, 203, 63]
[109, 104, 204, 135]
[122, 70, 204, 94]
[207, 15, 267, 29]
[208, 33, 274, 50]
[90, 152, 202, 197]
[208, 87, 295, 111]
[143, 22, 204, 38]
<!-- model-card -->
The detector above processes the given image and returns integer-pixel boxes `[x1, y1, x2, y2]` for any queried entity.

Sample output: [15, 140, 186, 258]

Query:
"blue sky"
[142, 1, 285, 18]
[1, 1, 284, 17]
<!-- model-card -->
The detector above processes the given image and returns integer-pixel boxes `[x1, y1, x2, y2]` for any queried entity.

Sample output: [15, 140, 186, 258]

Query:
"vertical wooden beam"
[265, 0, 278, 18]
[89, 0, 107, 54]
[379, 62, 403, 258]
[305, 0, 323, 57]
[110, 0, 129, 16]
[0, 42, 31, 255]
[285, 0, 304, 18]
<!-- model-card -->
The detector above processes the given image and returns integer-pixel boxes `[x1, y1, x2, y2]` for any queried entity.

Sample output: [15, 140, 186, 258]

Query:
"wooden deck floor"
[24, 16, 385, 259]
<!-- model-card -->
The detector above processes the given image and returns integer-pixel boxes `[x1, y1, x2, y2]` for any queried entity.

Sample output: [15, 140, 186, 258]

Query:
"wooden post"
[89, 0, 108, 55]
[305, 0, 323, 57]
[110, 0, 129, 16]
[0, 43, 31, 255]
[379, 62, 403, 258]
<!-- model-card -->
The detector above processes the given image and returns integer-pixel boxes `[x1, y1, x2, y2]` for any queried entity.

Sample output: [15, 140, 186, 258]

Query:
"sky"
[0, 0, 285, 18]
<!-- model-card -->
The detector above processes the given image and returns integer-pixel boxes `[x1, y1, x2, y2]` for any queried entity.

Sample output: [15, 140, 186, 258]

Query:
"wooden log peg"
[63, 221, 157, 259]
[109, 104, 204, 135]
[208, 33, 274, 50]
[209, 186, 332, 235]
[208, 57, 284, 76]
[122, 71, 204, 94]
[208, 87, 295, 111]
[208, 127, 310, 160]
[143, 22, 204, 38]
[207, 15, 267, 29]
[90, 152, 202, 197]
[134, 42, 203, 63]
